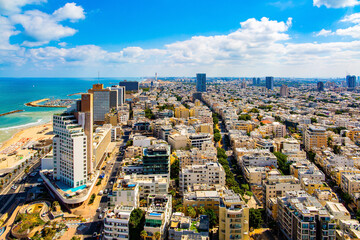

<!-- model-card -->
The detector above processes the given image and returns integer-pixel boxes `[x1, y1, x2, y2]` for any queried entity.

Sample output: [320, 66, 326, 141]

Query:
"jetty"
[67, 92, 83, 96]
[25, 98, 73, 108]
[0, 110, 24, 117]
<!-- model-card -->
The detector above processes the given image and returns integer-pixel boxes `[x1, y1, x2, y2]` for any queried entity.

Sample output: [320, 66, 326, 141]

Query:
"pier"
[0, 110, 24, 117]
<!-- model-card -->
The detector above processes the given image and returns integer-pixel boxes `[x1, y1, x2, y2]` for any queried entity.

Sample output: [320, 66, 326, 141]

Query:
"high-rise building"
[265, 76, 274, 90]
[196, 73, 206, 92]
[257, 78, 261, 85]
[119, 80, 139, 91]
[304, 125, 327, 151]
[142, 144, 170, 177]
[346, 75, 356, 90]
[88, 84, 118, 123]
[317, 81, 324, 92]
[111, 85, 126, 106]
[280, 84, 289, 97]
[53, 94, 93, 188]
[252, 77, 257, 86]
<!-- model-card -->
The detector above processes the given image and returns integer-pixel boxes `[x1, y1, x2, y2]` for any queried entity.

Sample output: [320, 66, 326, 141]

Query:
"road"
[81, 128, 131, 239]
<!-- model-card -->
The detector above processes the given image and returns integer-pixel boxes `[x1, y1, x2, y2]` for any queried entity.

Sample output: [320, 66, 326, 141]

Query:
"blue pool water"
[149, 213, 162, 216]
[56, 181, 86, 192]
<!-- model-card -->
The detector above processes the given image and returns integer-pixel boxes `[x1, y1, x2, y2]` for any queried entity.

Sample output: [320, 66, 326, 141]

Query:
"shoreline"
[0, 121, 54, 170]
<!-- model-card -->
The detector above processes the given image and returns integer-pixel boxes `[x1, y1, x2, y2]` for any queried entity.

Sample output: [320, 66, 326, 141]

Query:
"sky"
[1, 0, 360, 78]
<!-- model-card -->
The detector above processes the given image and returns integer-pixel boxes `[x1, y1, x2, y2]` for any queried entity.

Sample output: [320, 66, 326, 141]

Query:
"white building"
[104, 205, 133, 240]
[53, 114, 88, 188]
[179, 162, 226, 193]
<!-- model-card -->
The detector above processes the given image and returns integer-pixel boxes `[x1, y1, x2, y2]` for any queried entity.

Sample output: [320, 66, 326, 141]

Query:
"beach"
[0, 123, 54, 170]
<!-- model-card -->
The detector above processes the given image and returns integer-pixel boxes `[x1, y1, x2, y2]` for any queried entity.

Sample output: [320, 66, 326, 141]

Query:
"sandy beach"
[0, 123, 54, 170]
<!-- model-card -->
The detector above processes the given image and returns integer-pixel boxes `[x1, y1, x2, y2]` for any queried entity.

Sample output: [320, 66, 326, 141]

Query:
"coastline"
[0, 121, 54, 170]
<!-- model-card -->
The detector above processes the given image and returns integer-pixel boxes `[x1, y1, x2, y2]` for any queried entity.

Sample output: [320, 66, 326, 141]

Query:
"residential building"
[188, 133, 212, 149]
[142, 144, 170, 177]
[219, 190, 249, 240]
[277, 191, 336, 240]
[180, 162, 226, 193]
[168, 212, 209, 240]
[280, 84, 289, 97]
[304, 125, 327, 151]
[88, 84, 118, 123]
[104, 205, 134, 240]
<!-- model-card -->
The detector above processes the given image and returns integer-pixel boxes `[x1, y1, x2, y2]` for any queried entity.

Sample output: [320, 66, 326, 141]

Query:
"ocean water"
[0, 78, 141, 143]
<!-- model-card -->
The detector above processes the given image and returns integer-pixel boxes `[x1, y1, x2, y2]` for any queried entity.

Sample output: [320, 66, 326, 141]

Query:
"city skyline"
[0, 0, 360, 77]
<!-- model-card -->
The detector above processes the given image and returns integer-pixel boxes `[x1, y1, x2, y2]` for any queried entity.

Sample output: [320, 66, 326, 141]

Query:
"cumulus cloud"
[313, 0, 360, 8]
[0, 0, 46, 15]
[316, 29, 333, 36]
[53, 2, 85, 22]
[10, 3, 85, 46]
[341, 13, 360, 23]
[0, 15, 20, 50]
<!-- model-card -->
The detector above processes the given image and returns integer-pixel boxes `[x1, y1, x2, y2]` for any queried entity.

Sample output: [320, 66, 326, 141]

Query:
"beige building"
[304, 125, 327, 151]
[93, 124, 112, 169]
[341, 173, 360, 199]
[180, 162, 226, 193]
[175, 106, 190, 119]
[219, 190, 249, 240]
[264, 175, 301, 208]
[168, 134, 188, 150]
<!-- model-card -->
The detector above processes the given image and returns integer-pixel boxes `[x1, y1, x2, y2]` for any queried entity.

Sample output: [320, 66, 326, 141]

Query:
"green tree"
[273, 152, 290, 175]
[249, 208, 264, 229]
[214, 133, 221, 143]
[140, 230, 147, 240]
[170, 158, 180, 187]
[238, 114, 251, 121]
[129, 208, 145, 240]
[205, 209, 217, 228]
[187, 207, 197, 218]
[197, 206, 205, 216]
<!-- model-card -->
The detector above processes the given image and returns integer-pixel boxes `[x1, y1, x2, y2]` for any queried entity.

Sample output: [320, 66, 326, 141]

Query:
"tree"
[170, 158, 180, 187]
[238, 114, 251, 121]
[197, 206, 205, 216]
[273, 152, 290, 175]
[205, 209, 217, 228]
[214, 133, 221, 143]
[310, 117, 317, 123]
[130, 208, 145, 240]
[187, 206, 197, 218]
[140, 230, 147, 240]
[154, 232, 161, 240]
[249, 208, 264, 229]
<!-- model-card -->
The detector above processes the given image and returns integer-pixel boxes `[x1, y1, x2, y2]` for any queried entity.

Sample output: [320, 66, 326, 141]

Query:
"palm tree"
[154, 231, 161, 240]
[140, 230, 148, 239]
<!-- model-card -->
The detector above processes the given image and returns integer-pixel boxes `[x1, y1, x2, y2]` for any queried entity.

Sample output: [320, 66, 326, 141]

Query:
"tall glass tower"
[196, 73, 206, 92]
[266, 76, 274, 90]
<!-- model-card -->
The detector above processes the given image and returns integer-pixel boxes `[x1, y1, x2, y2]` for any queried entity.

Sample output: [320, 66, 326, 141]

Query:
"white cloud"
[10, 3, 85, 46]
[316, 29, 333, 36]
[313, 0, 360, 8]
[0, 15, 19, 50]
[341, 13, 360, 23]
[336, 25, 360, 38]
[4, 16, 360, 77]
[53, 3, 85, 22]
[0, 0, 46, 14]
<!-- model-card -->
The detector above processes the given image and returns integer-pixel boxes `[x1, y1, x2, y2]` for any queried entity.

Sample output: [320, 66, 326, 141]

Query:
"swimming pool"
[56, 181, 86, 192]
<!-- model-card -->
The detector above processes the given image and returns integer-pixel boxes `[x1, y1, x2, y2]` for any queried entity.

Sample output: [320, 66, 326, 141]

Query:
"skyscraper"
[252, 77, 257, 86]
[111, 85, 126, 106]
[346, 75, 356, 90]
[280, 84, 289, 97]
[266, 76, 274, 90]
[196, 73, 206, 92]
[257, 78, 261, 85]
[88, 84, 118, 123]
[119, 80, 139, 91]
[317, 82, 324, 92]
[53, 94, 93, 188]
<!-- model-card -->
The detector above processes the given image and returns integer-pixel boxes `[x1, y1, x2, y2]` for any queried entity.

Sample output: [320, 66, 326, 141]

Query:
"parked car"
[96, 207, 101, 212]
[93, 232, 98, 237]
[98, 214, 103, 219]
[11, 185, 17, 190]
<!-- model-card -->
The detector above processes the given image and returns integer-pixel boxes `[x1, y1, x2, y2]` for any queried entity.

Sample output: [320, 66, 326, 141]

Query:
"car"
[110, 181, 113, 185]
[104, 189, 108, 194]
[102, 208, 107, 213]
[93, 232, 98, 237]
[98, 214, 103, 219]
[41, 213, 46, 217]
[96, 207, 101, 212]
[11, 185, 17, 190]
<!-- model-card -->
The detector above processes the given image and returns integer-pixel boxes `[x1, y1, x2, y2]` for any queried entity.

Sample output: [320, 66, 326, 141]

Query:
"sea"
[0, 78, 142, 144]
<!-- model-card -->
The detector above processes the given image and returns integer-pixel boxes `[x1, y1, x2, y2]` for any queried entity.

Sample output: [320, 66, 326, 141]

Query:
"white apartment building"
[104, 205, 134, 240]
[110, 181, 140, 207]
[240, 151, 277, 168]
[122, 174, 169, 199]
[53, 114, 87, 188]
[179, 162, 226, 193]
[188, 133, 212, 149]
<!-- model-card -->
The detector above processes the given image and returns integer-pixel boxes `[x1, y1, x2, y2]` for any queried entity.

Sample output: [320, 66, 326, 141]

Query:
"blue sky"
[1, 0, 360, 77]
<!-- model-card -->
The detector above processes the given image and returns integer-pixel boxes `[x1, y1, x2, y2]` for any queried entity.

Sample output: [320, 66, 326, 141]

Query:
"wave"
[0, 118, 46, 131]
